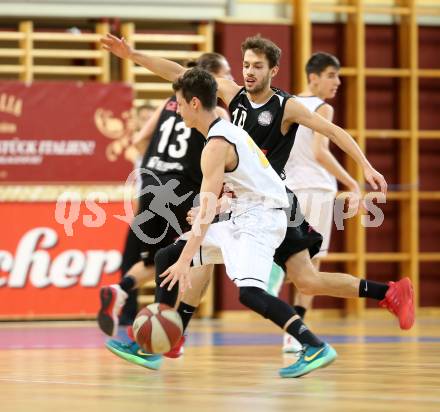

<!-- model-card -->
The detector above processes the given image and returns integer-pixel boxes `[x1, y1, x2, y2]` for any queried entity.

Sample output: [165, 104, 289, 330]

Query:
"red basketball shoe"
[164, 335, 186, 358]
[379, 277, 415, 330]
[97, 285, 128, 336]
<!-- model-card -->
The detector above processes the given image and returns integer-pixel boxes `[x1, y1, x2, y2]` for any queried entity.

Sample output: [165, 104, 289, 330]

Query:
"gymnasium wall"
[417, 25, 440, 308]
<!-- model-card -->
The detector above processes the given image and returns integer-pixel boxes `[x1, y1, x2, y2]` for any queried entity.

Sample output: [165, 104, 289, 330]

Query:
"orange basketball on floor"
[132, 303, 183, 354]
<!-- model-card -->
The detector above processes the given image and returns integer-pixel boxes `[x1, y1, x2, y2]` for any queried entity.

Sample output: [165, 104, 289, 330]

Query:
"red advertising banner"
[0, 201, 130, 318]
[0, 81, 134, 183]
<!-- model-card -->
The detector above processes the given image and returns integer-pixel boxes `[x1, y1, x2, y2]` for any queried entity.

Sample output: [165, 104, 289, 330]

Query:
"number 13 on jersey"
[157, 116, 191, 158]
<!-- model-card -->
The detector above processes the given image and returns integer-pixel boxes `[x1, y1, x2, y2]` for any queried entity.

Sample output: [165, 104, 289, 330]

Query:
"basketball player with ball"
[98, 53, 232, 361]
[107, 67, 337, 378]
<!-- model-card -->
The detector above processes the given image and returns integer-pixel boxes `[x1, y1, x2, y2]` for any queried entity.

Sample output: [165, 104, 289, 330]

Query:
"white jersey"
[284, 96, 337, 192]
[207, 118, 289, 211]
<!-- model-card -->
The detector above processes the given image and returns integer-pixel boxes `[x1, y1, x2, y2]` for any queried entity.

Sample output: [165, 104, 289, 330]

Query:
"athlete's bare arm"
[216, 78, 242, 107]
[159, 138, 232, 292]
[215, 105, 232, 121]
[101, 34, 241, 106]
[312, 104, 360, 194]
[132, 100, 166, 153]
[101, 34, 186, 82]
[283, 98, 387, 193]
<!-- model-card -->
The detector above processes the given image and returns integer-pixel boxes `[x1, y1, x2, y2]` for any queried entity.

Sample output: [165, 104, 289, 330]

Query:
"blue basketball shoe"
[105, 339, 163, 370]
[279, 343, 337, 378]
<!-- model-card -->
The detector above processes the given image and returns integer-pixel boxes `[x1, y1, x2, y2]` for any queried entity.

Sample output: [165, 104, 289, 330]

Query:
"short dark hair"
[172, 67, 218, 110]
[186, 52, 226, 75]
[306, 52, 340, 79]
[241, 35, 281, 68]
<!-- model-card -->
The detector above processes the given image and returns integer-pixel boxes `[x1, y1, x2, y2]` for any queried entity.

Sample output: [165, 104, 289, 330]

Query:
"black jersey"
[228, 87, 299, 177]
[141, 96, 204, 187]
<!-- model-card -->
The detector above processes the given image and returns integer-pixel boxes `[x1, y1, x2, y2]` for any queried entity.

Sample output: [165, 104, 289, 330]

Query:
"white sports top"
[207, 118, 289, 211]
[284, 96, 337, 192]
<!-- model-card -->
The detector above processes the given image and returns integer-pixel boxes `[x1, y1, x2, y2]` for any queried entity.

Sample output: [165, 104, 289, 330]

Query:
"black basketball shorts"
[273, 188, 323, 271]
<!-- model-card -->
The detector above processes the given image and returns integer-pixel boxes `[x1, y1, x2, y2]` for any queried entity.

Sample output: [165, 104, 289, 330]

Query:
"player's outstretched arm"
[100, 33, 242, 99]
[216, 78, 242, 107]
[215, 105, 231, 121]
[100, 33, 186, 82]
[132, 100, 167, 153]
[312, 104, 360, 192]
[285, 98, 387, 194]
[101, 34, 241, 104]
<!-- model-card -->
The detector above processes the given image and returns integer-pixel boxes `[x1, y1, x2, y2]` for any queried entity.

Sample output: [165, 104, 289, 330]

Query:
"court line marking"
[0, 377, 439, 404]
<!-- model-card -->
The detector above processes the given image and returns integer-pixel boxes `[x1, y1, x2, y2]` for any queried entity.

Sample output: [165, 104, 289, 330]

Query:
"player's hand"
[186, 207, 200, 226]
[100, 33, 133, 59]
[363, 165, 387, 195]
[346, 182, 363, 213]
[159, 260, 192, 294]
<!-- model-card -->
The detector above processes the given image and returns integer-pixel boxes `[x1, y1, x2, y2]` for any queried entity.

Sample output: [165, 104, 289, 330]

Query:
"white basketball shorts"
[192, 206, 287, 290]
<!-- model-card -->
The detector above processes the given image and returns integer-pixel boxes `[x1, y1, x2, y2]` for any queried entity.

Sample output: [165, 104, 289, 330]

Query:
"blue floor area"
[186, 332, 440, 347]
[1, 325, 439, 350]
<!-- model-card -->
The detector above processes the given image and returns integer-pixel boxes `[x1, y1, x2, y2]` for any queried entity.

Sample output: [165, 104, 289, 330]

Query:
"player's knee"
[285, 255, 319, 295]
[288, 270, 318, 295]
[297, 282, 316, 296]
[239, 287, 269, 318]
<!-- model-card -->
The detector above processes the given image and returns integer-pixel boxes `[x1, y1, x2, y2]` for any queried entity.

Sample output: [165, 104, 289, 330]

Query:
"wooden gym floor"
[0, 316, 439, 412]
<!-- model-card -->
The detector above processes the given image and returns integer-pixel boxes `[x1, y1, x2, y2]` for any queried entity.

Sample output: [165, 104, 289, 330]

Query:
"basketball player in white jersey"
[98, 54, 231, 358]
[282, 52, 362, 352]
[100, 34, 414, 336]
[106, 67, 338, 378]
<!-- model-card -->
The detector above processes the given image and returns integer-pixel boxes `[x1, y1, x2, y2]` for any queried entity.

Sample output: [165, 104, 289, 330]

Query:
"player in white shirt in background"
[282, 52, 361, 353]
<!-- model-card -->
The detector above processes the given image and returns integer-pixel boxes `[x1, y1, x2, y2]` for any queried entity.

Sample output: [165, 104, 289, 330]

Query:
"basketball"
[132, 303, 183, 354]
